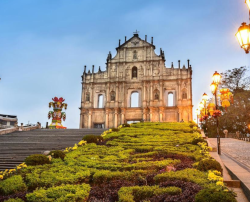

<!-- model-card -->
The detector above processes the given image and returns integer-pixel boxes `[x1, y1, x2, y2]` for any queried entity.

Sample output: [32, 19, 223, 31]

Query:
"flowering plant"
[208, 170, 224, 187]
[213, 110, 221, 118]
[198, 142, 212, 157]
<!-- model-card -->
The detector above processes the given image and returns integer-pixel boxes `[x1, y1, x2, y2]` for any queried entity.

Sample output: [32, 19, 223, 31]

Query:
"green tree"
[220, 66, 250, 92]
[203, 67, 250, 137]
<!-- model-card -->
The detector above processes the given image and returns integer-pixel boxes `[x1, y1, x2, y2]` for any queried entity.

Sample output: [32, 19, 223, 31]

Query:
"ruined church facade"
[79, 33, 193, 128]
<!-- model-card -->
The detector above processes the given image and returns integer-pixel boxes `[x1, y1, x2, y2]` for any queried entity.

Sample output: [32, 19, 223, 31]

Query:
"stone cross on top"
[133, 30, 139, 34]
[133, 30, 139, 36]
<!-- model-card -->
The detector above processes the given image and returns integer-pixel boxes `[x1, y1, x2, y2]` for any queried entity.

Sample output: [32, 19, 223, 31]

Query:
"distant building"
[0, 114, 18, 129]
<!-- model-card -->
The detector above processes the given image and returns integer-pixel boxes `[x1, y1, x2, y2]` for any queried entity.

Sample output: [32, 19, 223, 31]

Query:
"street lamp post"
[195, 109, 199, 126]
[210, 71, 222, 155]
[202, 93, 208, 135]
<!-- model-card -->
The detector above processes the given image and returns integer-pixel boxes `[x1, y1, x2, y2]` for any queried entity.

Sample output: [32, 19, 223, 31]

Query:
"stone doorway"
[94, 123, 105, 128]
[127, 120, 140, 124]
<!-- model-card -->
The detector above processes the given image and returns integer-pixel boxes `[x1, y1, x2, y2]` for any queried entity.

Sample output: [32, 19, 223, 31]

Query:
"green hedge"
[25, 154, 50, 166]
[49, 150, 66, 160]
[195, 188, 237, 202]
[118, 185, 181, 202]
[92, 170, 148, 184]
[82, 135, 103, 144]
[154, 168, 209, 187]
[25, 165, 90, 189]
[0, 175, 27, 195]
[26, 183, 91, 202]
[197, 158, 223, 173]
[3, 198, 24, 202]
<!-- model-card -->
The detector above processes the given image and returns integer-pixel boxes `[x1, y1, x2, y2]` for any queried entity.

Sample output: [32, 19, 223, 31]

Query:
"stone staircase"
[0, 129, 105, 171]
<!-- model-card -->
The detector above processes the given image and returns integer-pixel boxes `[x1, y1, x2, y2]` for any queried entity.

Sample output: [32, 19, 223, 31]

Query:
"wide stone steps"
[0, 128, 105, 171]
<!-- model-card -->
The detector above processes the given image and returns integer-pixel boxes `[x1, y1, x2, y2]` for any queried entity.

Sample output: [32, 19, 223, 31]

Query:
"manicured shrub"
[111, 128, 119, 132]
[195, 188, 236, 202]
[192, 138, 207, 145]
[25, 165, 90, 189]
[92, 170, 148, 184]
[197, 158, 223, 173]
[3, 198, 25, 202]
[189, 122, 196, 128]
[49, 150, 66, 160]
[0, 175, 27, 195]
[82, 134, 104, 144]
[122, 123, 130, 127]
[154, 168, 209, 187]
[25, 154, 50, 166]
[118, 186, 181, 202]
[26, 183, 91, 202]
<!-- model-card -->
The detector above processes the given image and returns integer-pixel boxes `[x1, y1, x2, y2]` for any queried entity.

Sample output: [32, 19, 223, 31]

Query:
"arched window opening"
[86, 93, 90, 102]
[98, 94, 104, 108]
[132, 67, 137, 78]
[110, 91, 115, 101]
[130, 92, 139, 107]
[182, 90, 187, 99]
[168, 92, 174, 106]
[154, 90, 160, 100]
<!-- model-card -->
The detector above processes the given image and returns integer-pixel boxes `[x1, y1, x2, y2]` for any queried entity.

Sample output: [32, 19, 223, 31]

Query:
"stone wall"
[0, 122, 41, 135]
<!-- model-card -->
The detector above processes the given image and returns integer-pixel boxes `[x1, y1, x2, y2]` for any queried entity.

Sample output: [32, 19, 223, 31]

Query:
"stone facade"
[0, 114, 18, 129]
[79, 33, 193, 128]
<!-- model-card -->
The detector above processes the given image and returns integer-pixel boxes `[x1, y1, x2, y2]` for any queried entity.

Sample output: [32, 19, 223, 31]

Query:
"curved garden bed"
[0, 122, 236, 202]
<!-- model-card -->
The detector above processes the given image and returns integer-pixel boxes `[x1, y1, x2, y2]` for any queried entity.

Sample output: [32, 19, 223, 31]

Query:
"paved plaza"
[209, 138, 250, 170]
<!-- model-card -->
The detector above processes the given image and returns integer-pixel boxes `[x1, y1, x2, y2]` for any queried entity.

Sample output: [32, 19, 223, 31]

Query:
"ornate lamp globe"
[212, 71, 221, 85]
[236, 22, 250, 54]
[202, 93, 208, 101]
[246, 0, 250, 10]
[210, 82, 217, 94]
[199, 102, 204, 110]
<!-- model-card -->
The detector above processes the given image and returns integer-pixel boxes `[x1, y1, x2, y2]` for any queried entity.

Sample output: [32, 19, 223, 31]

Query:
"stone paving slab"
[209, 138, 250, 170]
[208, 138, 250, 202]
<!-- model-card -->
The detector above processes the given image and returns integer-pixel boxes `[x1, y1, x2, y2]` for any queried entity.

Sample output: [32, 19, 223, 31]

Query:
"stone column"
[91, 85, 94, 108]
[159, 107, 164, 122]
[115, 83, 119, 107]
[143, 108, 147, 121]
[150, 82, 153, 101]
[105, 109, 109, 129]
[178, 81, 181, 100]
[114, 108, 118, 128]
[143, 82, 146, 101]
[79, 112, 83, 128]
[80, 109, 86, 128]
[149, 107, 154, 121]
[121, 108, 126, 124]
[88, 110, 92, 128]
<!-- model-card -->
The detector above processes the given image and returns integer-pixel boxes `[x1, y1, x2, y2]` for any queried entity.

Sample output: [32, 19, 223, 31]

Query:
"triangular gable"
[116, 34, 155, 50]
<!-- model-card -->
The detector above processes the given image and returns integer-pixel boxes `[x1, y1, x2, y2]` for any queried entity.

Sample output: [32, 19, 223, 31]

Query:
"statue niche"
[133, 50, 138, 59]
[154, 90, 160, 100]
[182, 89, 187, 99]
[86, 93, 90, 102]
[110, 91, 116, 101]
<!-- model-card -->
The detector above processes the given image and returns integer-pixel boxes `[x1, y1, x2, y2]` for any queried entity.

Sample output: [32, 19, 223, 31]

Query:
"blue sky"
[0, 0, 249, 128]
